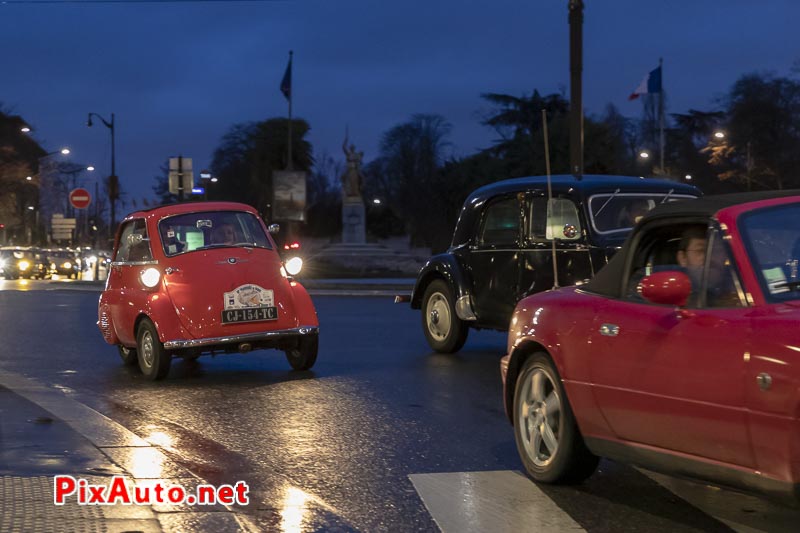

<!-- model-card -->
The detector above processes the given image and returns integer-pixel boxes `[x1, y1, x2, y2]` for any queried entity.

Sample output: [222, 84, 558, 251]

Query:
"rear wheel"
[285, 335, 318, 371]
[513, 353, 599, 484]
[117, 345, 138, 366]
[136, 319, 171, 381]
[421, 279, 468, 353]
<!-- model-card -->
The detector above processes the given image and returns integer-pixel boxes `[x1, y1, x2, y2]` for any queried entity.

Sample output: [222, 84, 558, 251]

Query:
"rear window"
[158, 211, 271, 257]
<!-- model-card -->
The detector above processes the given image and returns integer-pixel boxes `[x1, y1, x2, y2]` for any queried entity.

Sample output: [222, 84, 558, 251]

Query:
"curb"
[0, 367, 257, 532]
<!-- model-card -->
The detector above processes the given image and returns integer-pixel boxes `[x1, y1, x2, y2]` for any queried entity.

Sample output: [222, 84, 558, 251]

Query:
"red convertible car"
[501, 191, 800, 502]
[97, 202, 319, 380]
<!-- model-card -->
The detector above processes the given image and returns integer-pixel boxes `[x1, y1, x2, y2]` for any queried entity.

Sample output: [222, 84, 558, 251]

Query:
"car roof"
[583, 190, 800, 299]
[467, 174, 699, 200]
[638, 189, 800, 222]
[123, 201, 259, 221]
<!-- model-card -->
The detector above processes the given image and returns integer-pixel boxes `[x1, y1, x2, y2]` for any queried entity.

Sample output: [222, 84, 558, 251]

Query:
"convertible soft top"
[583, 189, 800, 299]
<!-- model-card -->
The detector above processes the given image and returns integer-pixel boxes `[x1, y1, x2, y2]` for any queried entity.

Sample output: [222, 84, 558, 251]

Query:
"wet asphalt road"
[1, 280, 799, 532]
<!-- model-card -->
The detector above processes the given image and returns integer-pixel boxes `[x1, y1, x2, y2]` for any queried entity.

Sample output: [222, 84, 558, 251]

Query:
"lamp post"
[35, 148, 72, 245]
[87, 112, 116, 238]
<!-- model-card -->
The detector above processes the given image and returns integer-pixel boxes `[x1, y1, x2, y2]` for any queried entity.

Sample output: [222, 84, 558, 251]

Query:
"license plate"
[221, 306, 278, 324]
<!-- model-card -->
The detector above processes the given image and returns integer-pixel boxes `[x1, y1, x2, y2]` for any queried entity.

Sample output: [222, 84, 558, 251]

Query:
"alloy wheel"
[517, 367, 562, 467]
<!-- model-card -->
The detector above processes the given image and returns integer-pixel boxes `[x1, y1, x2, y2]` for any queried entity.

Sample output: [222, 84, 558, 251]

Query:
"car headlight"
[285, 256, 303, 276]
[62, 261, 72, 269]
[18, 260, 30, 270]
[140, 267, 161, 288]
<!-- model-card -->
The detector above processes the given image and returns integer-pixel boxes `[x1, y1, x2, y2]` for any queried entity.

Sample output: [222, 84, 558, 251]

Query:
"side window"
[478, 197, 520, 246]
[529, 197, 549, 242]
[114, 219, 152, 262]
[703, 229, 745, 308]
[545, 198, 582, 241]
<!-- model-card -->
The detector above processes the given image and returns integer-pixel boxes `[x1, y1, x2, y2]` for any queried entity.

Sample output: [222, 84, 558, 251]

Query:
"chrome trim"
[455, 294, 477, 321]
[599, 323, 619, 337]
[163, 326, 318, 350]
[111, 260, 159, 267]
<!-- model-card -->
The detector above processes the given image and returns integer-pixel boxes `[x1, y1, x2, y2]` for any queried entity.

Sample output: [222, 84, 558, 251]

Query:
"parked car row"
[405, 175, 800, 506]
[0, 246, 110, 280]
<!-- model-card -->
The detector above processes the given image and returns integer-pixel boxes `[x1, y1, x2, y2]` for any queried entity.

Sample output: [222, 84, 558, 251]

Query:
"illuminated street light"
[685, 174, 693, 181]
[639, 151, 650, 159]
[26, 176, 32, 181]
[373, 198, 381, 205]
[27, 206, 35, 211]
[87, 166, 95, 171]
[714, 131, 725, 139]
[210, 177, 218, 183]
[20, 126, 31, 133]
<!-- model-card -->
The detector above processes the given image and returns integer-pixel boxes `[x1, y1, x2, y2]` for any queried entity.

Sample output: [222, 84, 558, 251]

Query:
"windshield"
[588, 193, 697, 235]
[158, 211, 272, 257]
[740, 202, 800, 302]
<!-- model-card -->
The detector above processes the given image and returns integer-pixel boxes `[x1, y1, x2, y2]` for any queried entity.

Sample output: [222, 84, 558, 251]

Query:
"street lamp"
[87, 112, 116, 237]
[87, 166, 95, 172]
[20, 126, 31, 133]
[639, 151, 650, 159]
[714, 131, 725, 139]
[685, 174, 693, 181]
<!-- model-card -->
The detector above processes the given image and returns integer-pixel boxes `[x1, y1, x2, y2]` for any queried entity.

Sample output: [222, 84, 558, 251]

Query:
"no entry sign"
[69, 188, 92, 209]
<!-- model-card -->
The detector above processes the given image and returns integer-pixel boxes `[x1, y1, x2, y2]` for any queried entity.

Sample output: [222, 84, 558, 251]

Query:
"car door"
[108, 219, 154, 345]
[589, 224, 755, 468]
[518, 194, 593, 299]
[469, 194, 523, 328]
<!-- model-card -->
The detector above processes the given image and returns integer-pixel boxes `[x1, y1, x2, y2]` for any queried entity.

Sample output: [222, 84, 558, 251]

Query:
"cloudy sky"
[1, 0, 797, 205]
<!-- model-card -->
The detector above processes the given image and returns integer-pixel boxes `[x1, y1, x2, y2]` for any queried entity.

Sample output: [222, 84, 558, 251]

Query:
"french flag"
[629, 66, 662, 100]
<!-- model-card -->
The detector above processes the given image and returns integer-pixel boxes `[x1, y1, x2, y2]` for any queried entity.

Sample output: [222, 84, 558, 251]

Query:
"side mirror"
[638, 271, 691, 307]
[268, 224, 280, 234]
[126, 234, 147, 246]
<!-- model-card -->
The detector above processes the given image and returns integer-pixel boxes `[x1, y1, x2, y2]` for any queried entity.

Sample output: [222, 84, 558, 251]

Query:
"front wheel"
[136, 318, 172, 380]
[421, 280, 468, 353]
[513, 353, 598, 484]
[285, 335, 318, 371]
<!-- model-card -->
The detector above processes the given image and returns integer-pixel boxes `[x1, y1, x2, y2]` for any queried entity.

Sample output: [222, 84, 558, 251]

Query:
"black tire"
[513, 352, 599, 484]
[136, 318, 171, 380]
[118, 345, 138, 366]
[421, 279, 469, 353]
[285, 334, 318, 371]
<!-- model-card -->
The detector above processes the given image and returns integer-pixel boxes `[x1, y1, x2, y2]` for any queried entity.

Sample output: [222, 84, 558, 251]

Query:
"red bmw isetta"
[97, 202, 319, 380]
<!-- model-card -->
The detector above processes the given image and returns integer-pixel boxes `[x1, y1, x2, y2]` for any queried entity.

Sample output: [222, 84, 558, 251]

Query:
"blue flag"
[280, 54, 292, 101]
[629, 66, 662, 100]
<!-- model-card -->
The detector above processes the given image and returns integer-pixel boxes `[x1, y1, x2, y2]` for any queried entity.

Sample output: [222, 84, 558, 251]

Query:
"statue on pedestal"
[341, 130, 364, 200]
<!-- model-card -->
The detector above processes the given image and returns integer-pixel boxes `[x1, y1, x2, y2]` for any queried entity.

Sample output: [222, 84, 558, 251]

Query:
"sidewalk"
[0, 372, 252, 532]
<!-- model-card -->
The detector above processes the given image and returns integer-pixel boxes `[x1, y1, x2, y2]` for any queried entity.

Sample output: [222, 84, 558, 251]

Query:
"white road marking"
[409, 470, 584, 532]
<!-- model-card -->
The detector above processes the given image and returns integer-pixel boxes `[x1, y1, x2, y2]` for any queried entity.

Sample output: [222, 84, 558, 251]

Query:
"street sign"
[168, 157, 194, 195]
[69, 188, 92, 209]
[51, 214, 76, 241]
[191, 187, 205, 194]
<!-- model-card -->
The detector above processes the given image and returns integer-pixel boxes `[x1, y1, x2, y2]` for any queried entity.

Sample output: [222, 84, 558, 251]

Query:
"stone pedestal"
[342, 198, 366, 244]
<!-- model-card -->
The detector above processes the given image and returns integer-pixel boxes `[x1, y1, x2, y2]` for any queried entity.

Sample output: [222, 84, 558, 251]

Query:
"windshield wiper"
[661, 189, 675, 204]
[594, 188, 621, 217]
[773, 280, 800, 291]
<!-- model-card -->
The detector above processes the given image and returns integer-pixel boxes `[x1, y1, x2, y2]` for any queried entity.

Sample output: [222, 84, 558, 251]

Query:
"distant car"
[97, 202, 319, 380]
[47, 249, 80, 279]
[0, 249, 20, 279]
[407, 175, 700, 353]
[501, 191, 800, 503]
[1, 247, 46, 279]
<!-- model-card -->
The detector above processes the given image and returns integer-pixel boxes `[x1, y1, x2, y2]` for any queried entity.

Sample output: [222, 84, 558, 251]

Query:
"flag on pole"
[280, 53, 292, 101]
[628, 65, 662, 100]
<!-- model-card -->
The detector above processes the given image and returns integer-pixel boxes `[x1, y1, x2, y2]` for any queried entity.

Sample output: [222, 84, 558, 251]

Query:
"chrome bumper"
[164, 326, 318, 350]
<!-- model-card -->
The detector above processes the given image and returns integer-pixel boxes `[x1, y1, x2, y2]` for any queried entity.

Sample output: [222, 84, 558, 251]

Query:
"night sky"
[1, 0, 797, 206]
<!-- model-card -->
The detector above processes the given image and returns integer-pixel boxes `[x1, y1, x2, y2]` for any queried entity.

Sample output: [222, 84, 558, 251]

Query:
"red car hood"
[163, 247, 299, 339]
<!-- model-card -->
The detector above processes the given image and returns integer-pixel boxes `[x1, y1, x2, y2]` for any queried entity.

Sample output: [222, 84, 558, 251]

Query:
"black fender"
[410, 252, 472, 311]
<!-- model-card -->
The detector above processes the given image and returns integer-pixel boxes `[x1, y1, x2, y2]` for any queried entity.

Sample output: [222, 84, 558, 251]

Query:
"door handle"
[599, 323, 619, 337]
[165, 267, 180, 275]
[756, 372, 772, 391]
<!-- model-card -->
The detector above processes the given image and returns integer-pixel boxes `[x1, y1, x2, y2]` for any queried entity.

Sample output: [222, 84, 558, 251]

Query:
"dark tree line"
[191, 70, 800, 254]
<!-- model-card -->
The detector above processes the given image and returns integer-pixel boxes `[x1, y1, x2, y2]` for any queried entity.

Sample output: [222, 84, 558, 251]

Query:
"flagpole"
[659, 57, 664, 174]
[287, 50, 293, 171]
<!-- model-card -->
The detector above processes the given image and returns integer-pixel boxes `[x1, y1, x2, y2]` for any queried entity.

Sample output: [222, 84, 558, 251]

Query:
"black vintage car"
[409, 174, 701, 352]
